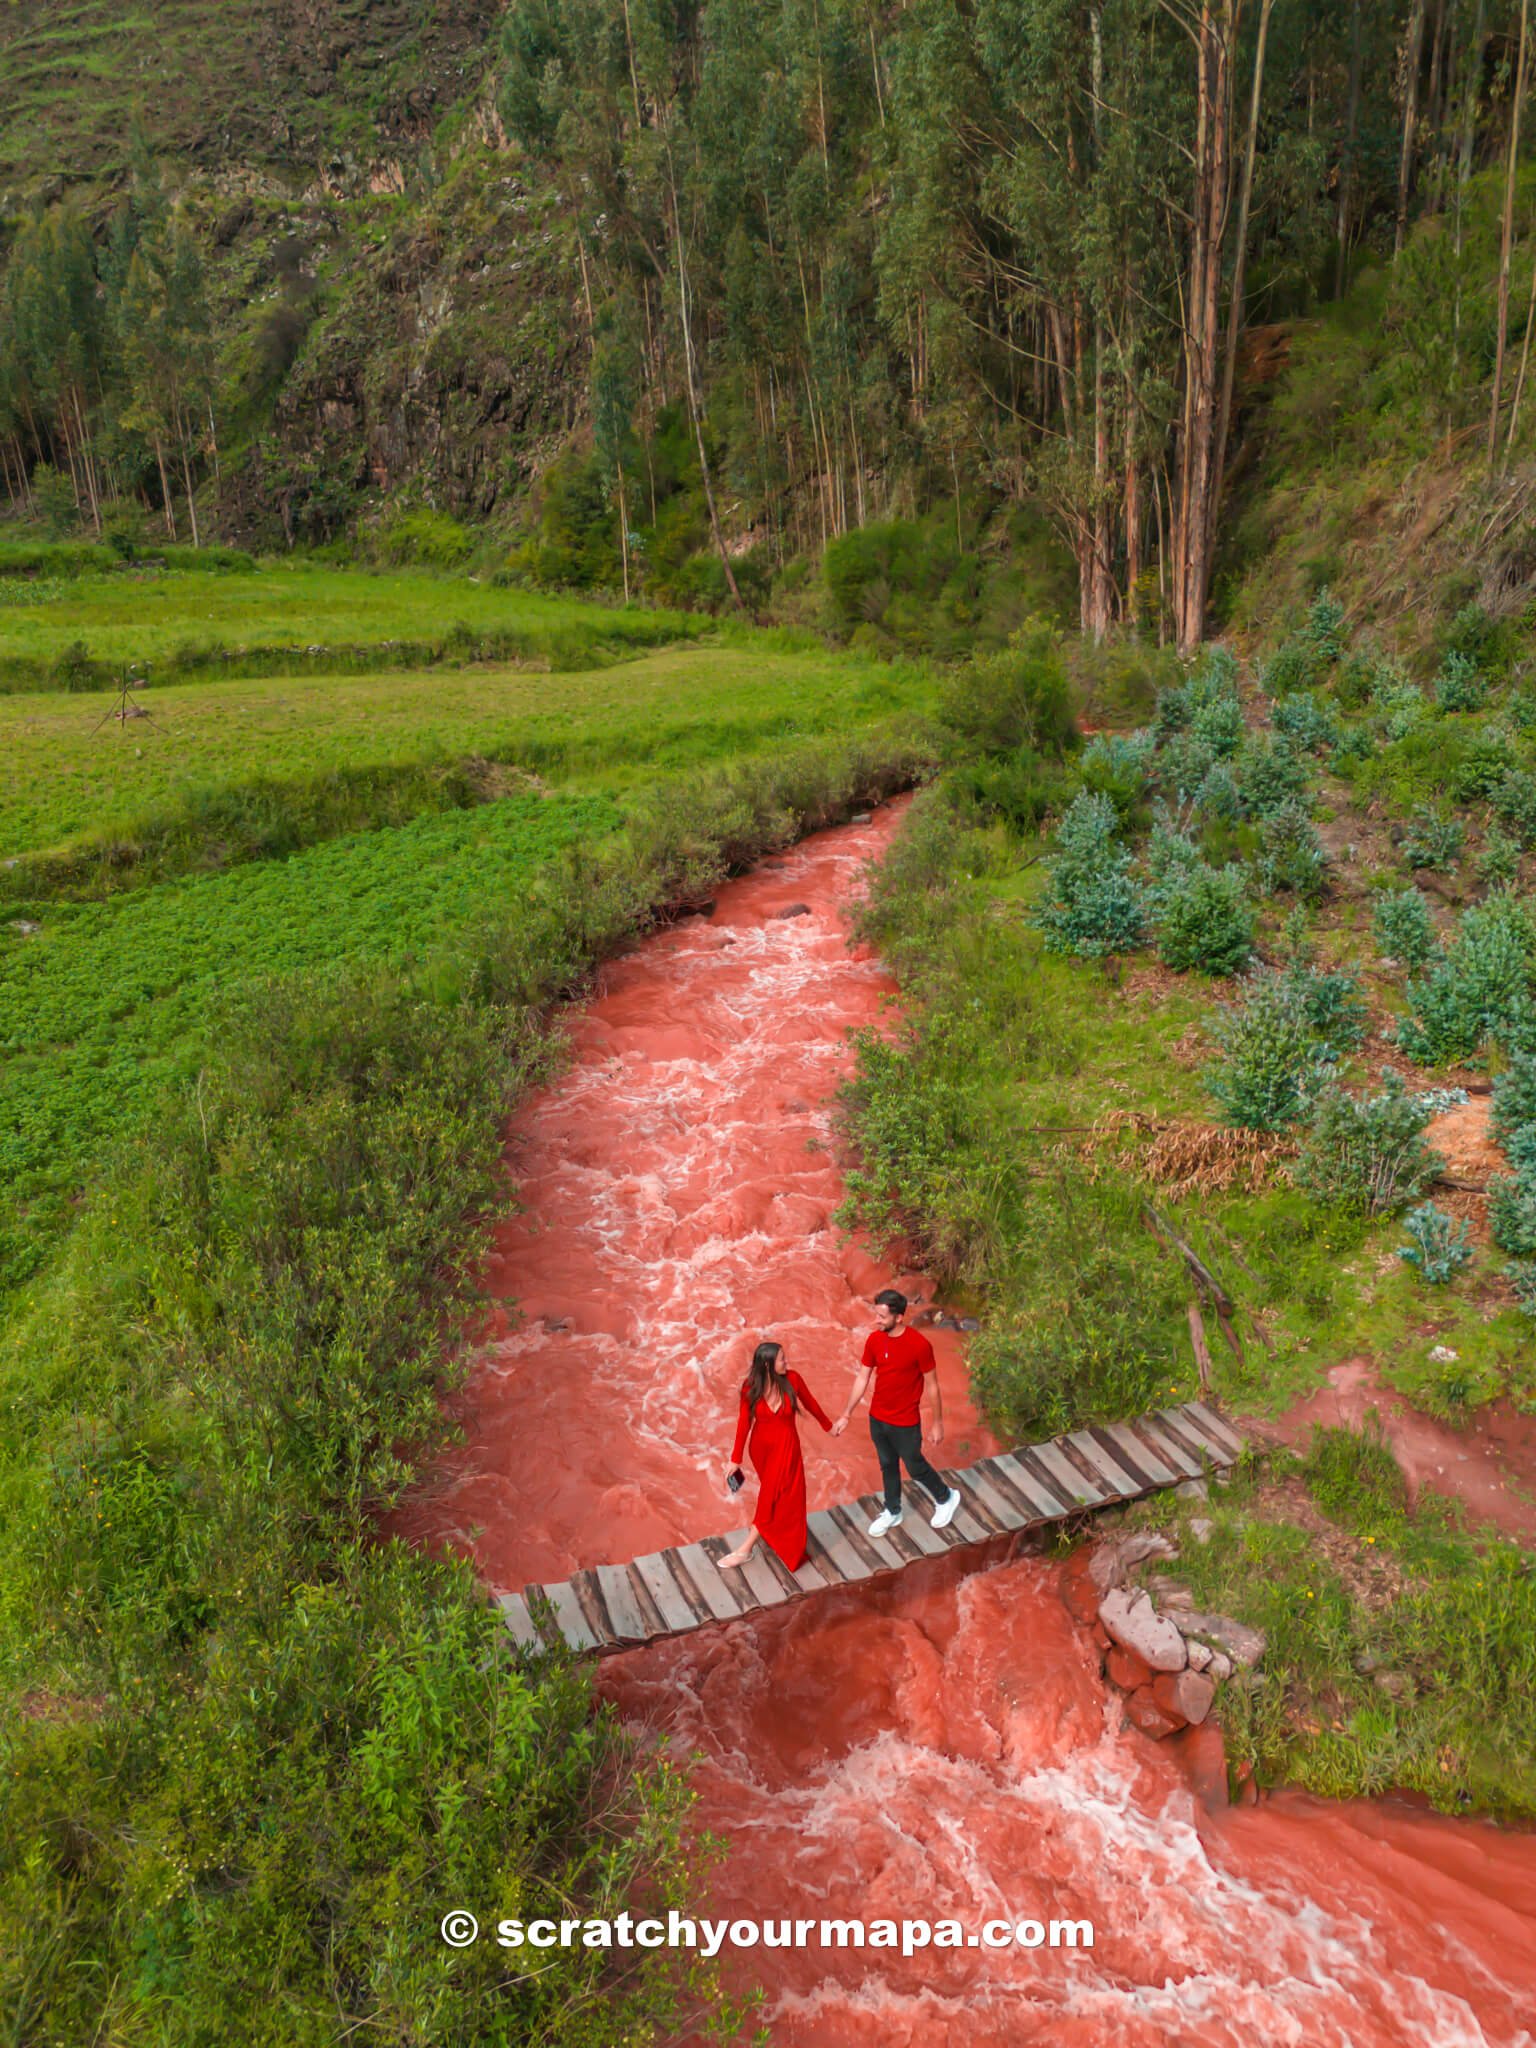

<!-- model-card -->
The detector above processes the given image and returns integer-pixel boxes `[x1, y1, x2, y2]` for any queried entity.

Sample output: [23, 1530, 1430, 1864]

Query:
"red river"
[398, 804, 1536, 2046]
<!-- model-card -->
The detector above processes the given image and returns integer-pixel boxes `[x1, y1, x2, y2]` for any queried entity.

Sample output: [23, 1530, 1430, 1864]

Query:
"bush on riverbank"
[0, 726, 931, 2043]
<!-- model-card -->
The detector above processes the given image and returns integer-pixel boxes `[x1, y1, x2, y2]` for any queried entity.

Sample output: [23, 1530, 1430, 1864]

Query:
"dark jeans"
[869, 1415, 951, 1515]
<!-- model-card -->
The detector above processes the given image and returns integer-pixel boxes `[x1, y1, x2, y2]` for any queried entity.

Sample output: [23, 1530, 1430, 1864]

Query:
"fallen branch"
[1187, 1300, 1213, 1397]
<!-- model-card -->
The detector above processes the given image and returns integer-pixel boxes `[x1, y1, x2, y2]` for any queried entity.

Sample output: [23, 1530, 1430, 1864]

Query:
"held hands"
[831, 1415, 849, 1437]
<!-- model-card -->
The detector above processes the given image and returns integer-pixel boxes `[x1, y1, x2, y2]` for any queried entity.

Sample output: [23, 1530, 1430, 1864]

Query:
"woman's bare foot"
[719, 1541, 756, 1568]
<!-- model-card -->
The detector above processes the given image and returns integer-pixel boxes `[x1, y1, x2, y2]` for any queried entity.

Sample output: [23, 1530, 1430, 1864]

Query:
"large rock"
[1106, 1645, 1153, 1691]
[1087, 1532, 1178, 1595]
[1098, 1588, 1188, 1673]
[1123, 1685, 1182, 1739]
[1151, 1669, 1216, 1727]
[1176, 1612, 1267, 1669]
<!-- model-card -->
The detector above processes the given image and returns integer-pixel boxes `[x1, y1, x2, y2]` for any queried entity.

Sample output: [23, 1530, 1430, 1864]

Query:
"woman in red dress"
[721, 1341, 834, 1572]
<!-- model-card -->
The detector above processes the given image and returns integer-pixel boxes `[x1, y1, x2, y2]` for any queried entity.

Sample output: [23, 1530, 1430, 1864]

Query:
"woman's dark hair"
[744, 1340, 795, 1414]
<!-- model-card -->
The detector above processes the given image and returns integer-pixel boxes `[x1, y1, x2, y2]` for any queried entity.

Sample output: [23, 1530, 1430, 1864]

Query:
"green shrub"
[1081, 729, 1155, 808]
[1490, 1170, 1536, 1256]
[1259, 636, 1318, 695]
[938, 623, 1077, 759]
[1235, 734, 1310, 817]
[376, 506, 475, 568]
[1293, 1075, 1443, 1215]
[1258, 799, 1331, 900]
[1444, 601, 1515, 679]
[1304, 586, 1346, 664]
[1271, 691, 1337, 754]
[1154, 860, 1254, 976]
[1285, 959, 1369, 1050]
[951, 749, 1069, 834]
[1397, 892, 1536, 1065]
[1206, 969, 1337, 1130]
[1491, 770, 1536, 847]
[1155, 683, 1191, 736]
[1035, 790, 1147, 957]
[1434, 649, 1486, 713]
[1373, 887, 1438, 968]
[49, 638, 111, 692]
[1478, 826, 1523, 888]
[1454, 730, 1516, 801]
[1190, 689, 1245, 758]
[1492, 1053, 1536, 1151]
[1301, 1420, 1409, 1537]
[1193, 759, 1242, 820]
[1400, 807, 1465, 871]
[1398, 1201, 1473, 1283]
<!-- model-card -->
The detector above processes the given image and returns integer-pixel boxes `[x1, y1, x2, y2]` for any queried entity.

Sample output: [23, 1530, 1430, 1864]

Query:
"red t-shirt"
[861, 1325, 937, 1426]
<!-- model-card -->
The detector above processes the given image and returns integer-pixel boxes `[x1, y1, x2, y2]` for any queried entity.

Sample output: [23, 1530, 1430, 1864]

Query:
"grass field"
[0, 569, 936, 1288]
[0, 641, 928, 861]
[0, 560, 707, 682]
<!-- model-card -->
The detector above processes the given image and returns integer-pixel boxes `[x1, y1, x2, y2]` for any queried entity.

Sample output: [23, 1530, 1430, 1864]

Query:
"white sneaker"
[931, 1484, 961, 1530]
[867, 1507, 904, 1538]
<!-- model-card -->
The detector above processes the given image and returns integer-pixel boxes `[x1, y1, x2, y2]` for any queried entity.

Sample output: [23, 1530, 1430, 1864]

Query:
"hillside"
[0, 0, 500, 189]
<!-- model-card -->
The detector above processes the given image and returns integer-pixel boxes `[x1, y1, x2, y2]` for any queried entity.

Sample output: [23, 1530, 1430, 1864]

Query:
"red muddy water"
[398, 804, 1536, 2047]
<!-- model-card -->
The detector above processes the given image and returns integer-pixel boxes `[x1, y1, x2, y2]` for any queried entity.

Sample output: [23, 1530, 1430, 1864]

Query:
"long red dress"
[730, 1370, 833, 1570]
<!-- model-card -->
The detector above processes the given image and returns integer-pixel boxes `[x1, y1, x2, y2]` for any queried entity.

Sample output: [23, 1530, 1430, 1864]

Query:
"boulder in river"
[1098, 1588, 1188, 1673]
[1151, 1669, 1217, 1727]
[1123, 1685, 1183, 1739]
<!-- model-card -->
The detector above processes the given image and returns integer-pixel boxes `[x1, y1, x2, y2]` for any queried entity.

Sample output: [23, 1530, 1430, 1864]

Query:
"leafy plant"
[1397, 892, 1536, 1065]
[1372, 887, 1438, 968]
[1293, 1074, 1444, 1215]
[1206, 969, 1338, 1130]
[1190, 689, 1245, 758]
[1478, 826, 1522, 889]
[1154, 859, 1255, 976]
[1398, 1202, 1473, 1283]
[1235, 734, 1310, 817]
[938, 623, 1078, 758]
[1400, 808, 1465, 871]
[1434, 649, 1486, 713]
[1257, 799, 1331, 900]
[1491, 770, 1536, 848]
[1035, 790, 1148, 957]
[1490, 1171, 1536, 1257]
[1284, 959, 1369, 1050]
[1271, 692, 1337, 754]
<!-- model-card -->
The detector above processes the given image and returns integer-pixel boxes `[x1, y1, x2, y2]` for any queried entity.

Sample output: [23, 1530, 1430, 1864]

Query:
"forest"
[0, 1, 1533, 647]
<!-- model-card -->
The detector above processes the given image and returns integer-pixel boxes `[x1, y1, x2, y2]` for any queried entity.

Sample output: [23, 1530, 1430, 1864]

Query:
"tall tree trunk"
[1490, 0, 1530, 471]
[1395, 0, 1429, 257]
[1336, 0, 1364, 295]
[154, 435, 178, 538]
[1212, 0, 1274, 562]
[1174, 1, 1233, 655]
[667, 152, 745, 609]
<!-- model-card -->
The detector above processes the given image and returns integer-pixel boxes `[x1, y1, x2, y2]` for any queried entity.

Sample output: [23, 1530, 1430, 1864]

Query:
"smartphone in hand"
[726, 1468, 745, 1494]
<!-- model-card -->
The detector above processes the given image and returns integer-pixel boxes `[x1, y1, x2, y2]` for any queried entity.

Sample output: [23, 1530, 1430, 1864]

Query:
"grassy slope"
[0, 575, 934, 1288]
[0, 562, 702, 683]
[0, 0, 500, 185]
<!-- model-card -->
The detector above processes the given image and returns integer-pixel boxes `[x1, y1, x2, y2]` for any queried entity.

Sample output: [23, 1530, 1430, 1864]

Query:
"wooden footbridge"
[496, 1400, 1243, 1656]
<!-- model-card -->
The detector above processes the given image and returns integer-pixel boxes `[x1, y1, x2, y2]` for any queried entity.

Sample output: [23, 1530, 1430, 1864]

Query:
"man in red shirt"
[831, 1289, 962, 1539]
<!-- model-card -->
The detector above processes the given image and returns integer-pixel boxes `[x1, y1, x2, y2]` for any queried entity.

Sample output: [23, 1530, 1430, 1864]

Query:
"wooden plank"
[1133, 1414, 1203, 1480]
[1063, 1429, 1141, 1499]
[727, 1539, 792, 1608]
[1032, 1440, 1107, 1509]
[595, 1564, 652, 1645]
[891, 1503, 950, 1556]
[496, 1592, 544, 1651]
[979, 1456, 1047, 1525]
[542, 1578, 601, 1652]
[632, 1552, 704, 1635]
[964, 1463, 1027, 1530]
[569, 1570, 617, 1648]
[1157, 1406, 1225, 1470]
[806, 1508, 871, 1583]
[673, 1542, 746, 1622]
[1086, 1424, 1158, 1492]
[829, 1503, 892, 1578]
[937, 1480, 996, 1545]
[1099, 1421, 1176, 1487]
[1183, 1399, 1244, 1462]
[1010, 1446, 1077, 1518]
[991, 1452, 1061, 1522]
